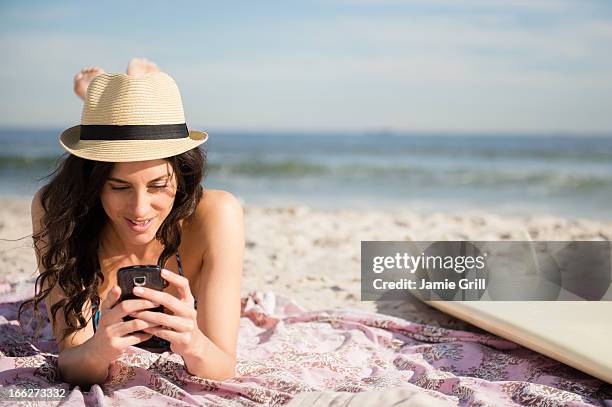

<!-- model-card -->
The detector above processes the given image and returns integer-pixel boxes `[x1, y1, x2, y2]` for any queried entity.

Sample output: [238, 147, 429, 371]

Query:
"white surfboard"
[425, 300, 612, 383]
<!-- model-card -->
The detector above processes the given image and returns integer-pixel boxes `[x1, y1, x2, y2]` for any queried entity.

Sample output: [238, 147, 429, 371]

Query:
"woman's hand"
[90, 286, 163, 362]
[129, 268, 205, 357]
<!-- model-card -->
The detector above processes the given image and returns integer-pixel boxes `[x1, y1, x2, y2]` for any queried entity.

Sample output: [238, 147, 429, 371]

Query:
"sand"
[1, 196, 611, 332]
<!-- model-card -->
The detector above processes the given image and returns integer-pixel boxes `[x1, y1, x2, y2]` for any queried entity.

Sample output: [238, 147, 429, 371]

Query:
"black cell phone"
[117, 265, 168, 333]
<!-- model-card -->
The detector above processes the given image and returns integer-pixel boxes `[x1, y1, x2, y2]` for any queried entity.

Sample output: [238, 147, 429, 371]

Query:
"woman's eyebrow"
[108, 175, 169, 184]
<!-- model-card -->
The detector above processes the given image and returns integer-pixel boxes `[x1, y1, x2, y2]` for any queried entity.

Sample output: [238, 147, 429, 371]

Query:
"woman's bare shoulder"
[192, 189, 243, 224]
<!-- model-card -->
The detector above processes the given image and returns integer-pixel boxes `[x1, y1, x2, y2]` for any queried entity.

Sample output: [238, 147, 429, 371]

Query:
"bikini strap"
[175, 251, 198, 308]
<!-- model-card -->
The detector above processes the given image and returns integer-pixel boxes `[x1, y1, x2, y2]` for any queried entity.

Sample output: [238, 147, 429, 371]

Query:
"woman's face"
[99, 159, 178, 247]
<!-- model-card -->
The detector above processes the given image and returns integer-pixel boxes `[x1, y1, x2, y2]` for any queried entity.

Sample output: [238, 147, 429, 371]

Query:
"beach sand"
[1, 196, 610, 332]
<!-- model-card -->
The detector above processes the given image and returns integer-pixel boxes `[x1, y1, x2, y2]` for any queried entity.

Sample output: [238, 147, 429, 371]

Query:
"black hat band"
[80, 124, 189, 140]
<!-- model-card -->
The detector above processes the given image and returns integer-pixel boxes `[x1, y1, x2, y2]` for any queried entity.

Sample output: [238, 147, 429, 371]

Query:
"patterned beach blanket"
[0, 279, 610, 406]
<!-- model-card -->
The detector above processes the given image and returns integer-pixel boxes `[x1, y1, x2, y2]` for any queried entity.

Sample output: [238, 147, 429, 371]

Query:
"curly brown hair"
[18, 147, 207, 342]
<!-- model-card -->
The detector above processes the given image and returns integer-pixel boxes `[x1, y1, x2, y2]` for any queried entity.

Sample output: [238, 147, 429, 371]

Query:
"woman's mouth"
[125, 217, 153, 232]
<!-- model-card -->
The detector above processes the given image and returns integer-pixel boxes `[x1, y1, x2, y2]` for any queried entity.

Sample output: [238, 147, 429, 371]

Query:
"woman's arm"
[184, 190, 244, 379]
[58, 339, 111, 387]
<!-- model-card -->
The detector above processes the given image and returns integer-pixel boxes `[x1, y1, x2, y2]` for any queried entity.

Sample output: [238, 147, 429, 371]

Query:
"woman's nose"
[129, 188, 153, 217]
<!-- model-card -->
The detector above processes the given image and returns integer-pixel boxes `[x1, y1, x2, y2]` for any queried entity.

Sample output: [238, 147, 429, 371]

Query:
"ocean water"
[1, 128, 611, 220]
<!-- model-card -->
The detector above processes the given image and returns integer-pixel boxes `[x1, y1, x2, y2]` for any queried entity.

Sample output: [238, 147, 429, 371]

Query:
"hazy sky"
[1, 0, 611, 133]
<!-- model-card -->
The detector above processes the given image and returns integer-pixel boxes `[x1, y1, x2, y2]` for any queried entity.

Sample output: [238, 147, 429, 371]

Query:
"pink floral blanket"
[0, 279, 610, 406]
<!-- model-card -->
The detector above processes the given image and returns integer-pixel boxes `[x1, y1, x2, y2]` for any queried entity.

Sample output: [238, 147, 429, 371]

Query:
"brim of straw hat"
[59, 125, 208, 162]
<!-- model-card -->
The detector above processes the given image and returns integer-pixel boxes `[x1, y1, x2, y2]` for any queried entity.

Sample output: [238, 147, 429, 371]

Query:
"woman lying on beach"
[23, 58, 244, 386]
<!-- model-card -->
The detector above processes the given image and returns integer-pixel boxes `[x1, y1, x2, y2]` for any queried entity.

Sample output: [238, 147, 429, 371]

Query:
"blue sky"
[1, 0, 611, 133]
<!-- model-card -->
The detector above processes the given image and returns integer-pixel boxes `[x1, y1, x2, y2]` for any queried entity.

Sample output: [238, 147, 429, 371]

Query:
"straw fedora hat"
[59, 72, 208, 162]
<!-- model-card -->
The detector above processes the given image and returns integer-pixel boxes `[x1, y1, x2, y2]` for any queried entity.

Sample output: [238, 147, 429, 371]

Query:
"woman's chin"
[121, 227, 158, 243]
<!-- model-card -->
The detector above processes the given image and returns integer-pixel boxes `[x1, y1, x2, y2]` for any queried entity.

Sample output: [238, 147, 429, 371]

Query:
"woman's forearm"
[58, 339, 112, 387]
[182, 333, 236, 381]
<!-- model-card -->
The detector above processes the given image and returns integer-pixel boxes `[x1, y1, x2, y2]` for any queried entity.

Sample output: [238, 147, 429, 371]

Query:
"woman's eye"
[110, 185, 166, 191]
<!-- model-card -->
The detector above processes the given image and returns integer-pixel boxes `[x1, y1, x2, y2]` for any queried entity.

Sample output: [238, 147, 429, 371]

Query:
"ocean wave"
[209, 160, 612, 191]
[0, 155, 61, 171]
[208, 160, 326, 176]
[1, 155, 610, 191]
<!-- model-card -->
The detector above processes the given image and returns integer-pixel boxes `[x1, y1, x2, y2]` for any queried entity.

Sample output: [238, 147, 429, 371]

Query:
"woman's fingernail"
[161, 269, 168, 276]
[134, 287, 144, 294]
